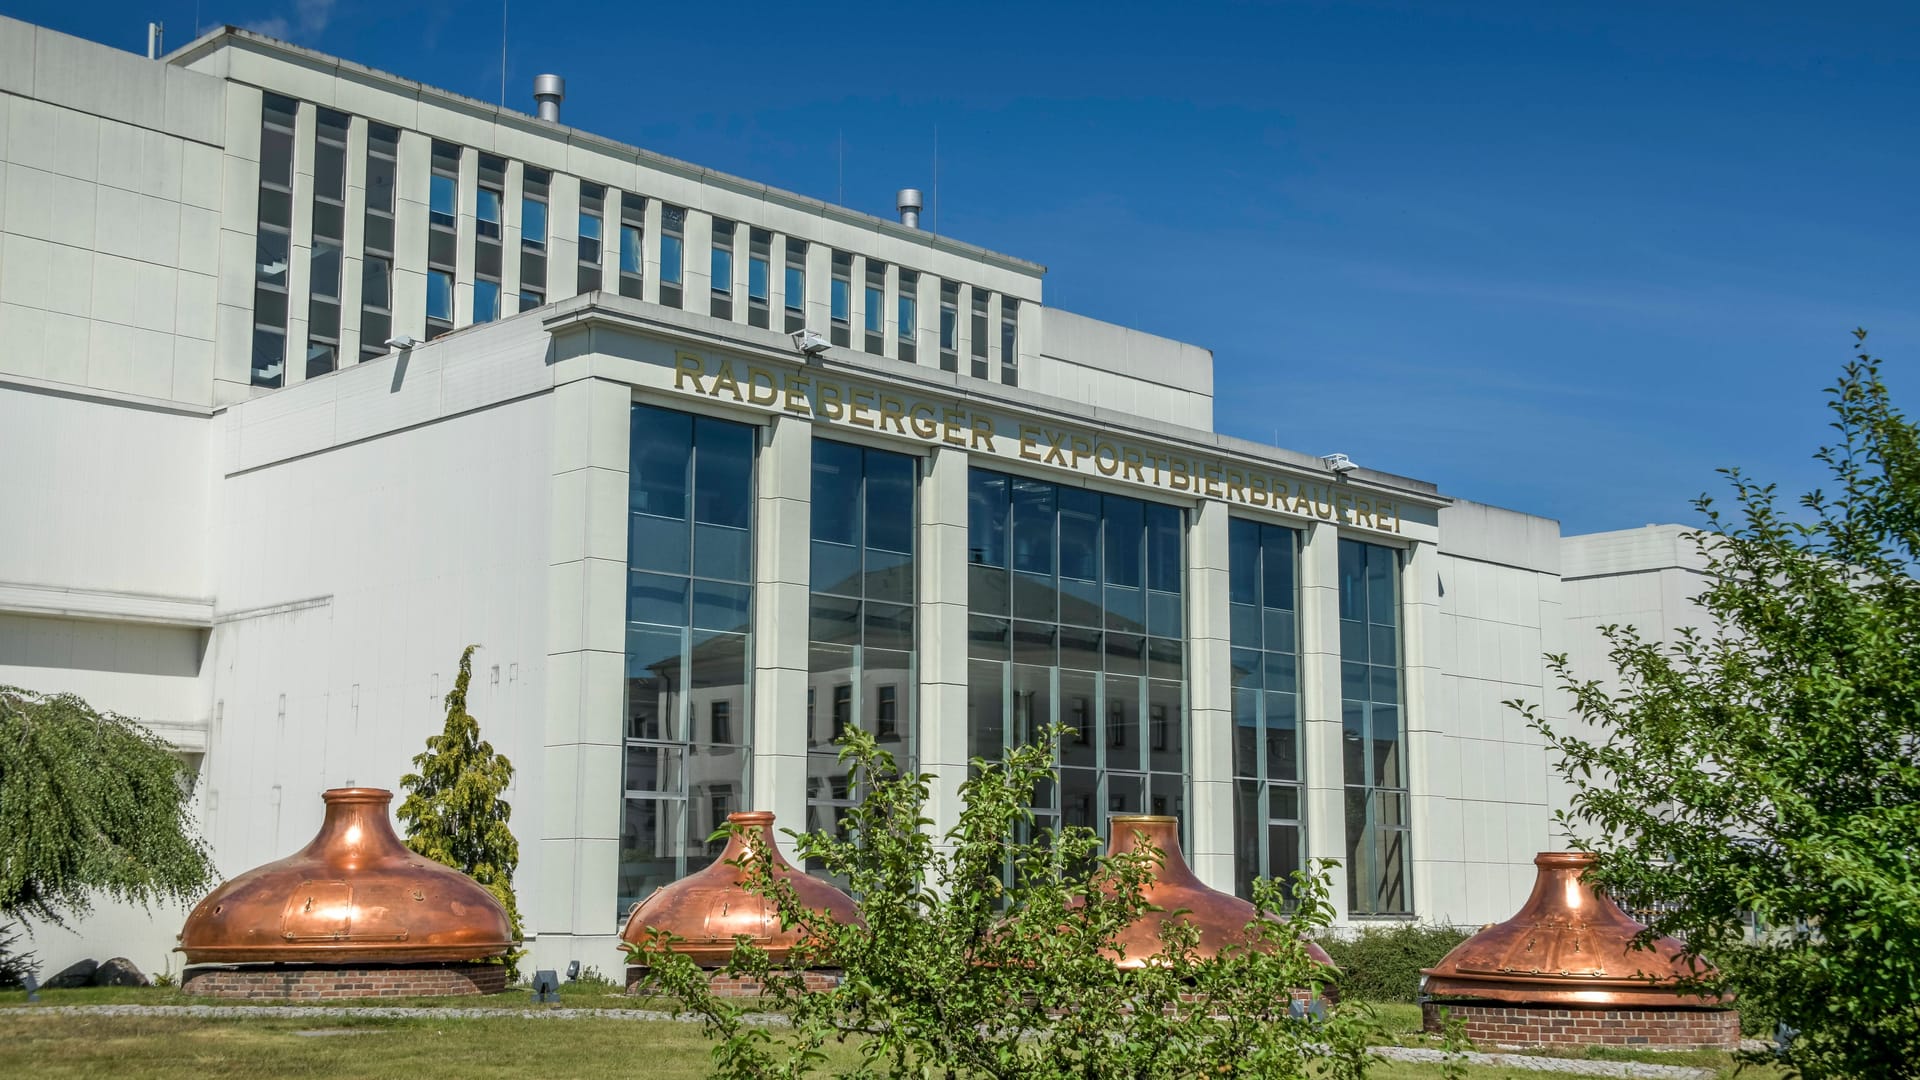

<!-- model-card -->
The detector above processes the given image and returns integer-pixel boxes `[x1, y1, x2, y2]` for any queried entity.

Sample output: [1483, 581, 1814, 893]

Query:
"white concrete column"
[1299, 520, 1350, 921]
[881, 262, 900, 360]
[1401, 540, 1442, 920]
[339, 116, 368, 365]
[919, 444, 971, 842]
[599, 186, 621, 291]
[641, 199, 663, 305]
[730, 221, 751, 324]
[547, 175, 581, 303]
[683, 210, 713, 305]
[452, 146, 477, 326]
[916, 270, 939, 366]
[501, 161, 524, 307]
[804, 242, 832, 336]
[537, 374, 632, 973]
[849, 254, 869, 349]
[954, 280, 974, 374]
[767, 230, 789, 318]
[390, 129, 430, 340]
[284, 101, 315, 384]
[986, 292, 1004, 381]
[1186, 498, 1235, 890]
[751, 414, 812, 827]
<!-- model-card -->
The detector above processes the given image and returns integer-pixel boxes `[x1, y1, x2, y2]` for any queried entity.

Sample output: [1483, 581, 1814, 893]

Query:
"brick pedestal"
[182, 963, 509, 1000]
[625, 966, 842, 998]
[1422, 1001, 1740, 1049]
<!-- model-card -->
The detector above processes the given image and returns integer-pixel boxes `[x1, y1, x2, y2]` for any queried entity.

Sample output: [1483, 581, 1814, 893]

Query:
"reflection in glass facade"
[966, 469, 1186, 839]
[807, 440, 916, 870]
[1340, 539, 1409, 914]
[1228, 519, 1302, 899]
[619, 404, 755, 918]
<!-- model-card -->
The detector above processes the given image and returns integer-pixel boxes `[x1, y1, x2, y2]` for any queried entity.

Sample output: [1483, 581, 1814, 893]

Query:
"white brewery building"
[0, 17, 1700, 977]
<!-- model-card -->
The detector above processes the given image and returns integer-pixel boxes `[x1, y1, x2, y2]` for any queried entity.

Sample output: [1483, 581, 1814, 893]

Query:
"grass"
[0, 981, 686, 1012]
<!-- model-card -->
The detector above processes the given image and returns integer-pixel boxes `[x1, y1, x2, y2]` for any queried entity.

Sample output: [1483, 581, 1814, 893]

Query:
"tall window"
[1000, 300, 1019, 387]
[620, 404, 756, 918]
[897, 270, 918, 364]
[520, 167, 549, 311]
[967, 470, 1185, 841]
[474, 154, 505, 323]
[783, 239, 806, 333]
[618, 193, 646, 300]
[1229, 520, 1302, 899]
[807, 441, 916, 869]
[359, 122, 398, 360]
[251, 92, 297, 387]
[578, 182, 604, 294]
[938, 281, 959, 373]
[829, 251, 852, 347]
[305, 107, 348, 378]
[425, 140, 459, 339]
[863, 260, 886, 355]
[659, 204, 685, 308]
[970, 288, 990, 379]
[747, 229, 771, 329]
[710, 217, 735, 319]
[1340, 539, 1409, 915]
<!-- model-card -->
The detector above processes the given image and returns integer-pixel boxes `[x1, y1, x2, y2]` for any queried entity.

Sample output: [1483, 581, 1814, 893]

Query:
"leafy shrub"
[0, 923, 35, 989]
[1317, 923, 1472, 1003]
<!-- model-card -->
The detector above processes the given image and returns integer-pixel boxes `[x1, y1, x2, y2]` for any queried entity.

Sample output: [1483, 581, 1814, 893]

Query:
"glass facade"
[806, 440, 916, 869]
[966, 469, 1186, 839]
[1229, 520, 1303, 899]
[1339, 538, 1410, 915]
[619, 404, 756, 918]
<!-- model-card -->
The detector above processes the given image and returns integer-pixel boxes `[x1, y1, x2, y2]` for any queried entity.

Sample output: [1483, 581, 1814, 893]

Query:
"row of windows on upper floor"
[247, 93, 1024, 389]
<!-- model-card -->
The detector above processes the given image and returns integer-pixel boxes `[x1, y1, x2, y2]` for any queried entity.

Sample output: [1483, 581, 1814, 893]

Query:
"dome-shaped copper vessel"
[1099, 815, 1337, 971]
[1422, 851, 1717, 1007]
[178, 788, 513, 965]
[619, 811, 862, 966]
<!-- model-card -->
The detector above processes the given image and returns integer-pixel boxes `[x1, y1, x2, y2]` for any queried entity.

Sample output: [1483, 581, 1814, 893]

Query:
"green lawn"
[0, 988, 1778, 1078]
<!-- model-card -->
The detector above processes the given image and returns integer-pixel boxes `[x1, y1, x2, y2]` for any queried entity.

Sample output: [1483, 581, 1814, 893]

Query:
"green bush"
[1317, 923, 1472, 1003]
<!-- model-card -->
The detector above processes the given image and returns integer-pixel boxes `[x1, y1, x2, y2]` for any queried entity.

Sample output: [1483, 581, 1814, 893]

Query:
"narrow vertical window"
[747, 228, 771, 329]
[473, 153, 505, 324]
[577, 182, 604, 294]
[305, 106, 348, 378]
[938, 281, 960, 373]
[659, 204, 685, 308]
[896, 269, 918, 364]
[808, 440, 917, 880]
[783, 238, 806, 333]
[970, 288, 990, 379]
[359, 122, 399, 360]
[829, 251, 852, 347]
[1340, 539, 1410, 915]
[620, 405, 756, 919]
[425, 140, 460, 339]
[251, 92, 298, 387]
[1229, 520, 1304, 900]
[618, 193, 646, 300]
[1000, 300, 1019, 387]
[710, 217, 735, 319]
[519, 167, 550, 311]
[863, 260, 886, 355]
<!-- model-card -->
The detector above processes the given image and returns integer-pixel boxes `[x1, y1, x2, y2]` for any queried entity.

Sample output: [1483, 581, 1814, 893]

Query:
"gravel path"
[9, 1005, 1718, 1078]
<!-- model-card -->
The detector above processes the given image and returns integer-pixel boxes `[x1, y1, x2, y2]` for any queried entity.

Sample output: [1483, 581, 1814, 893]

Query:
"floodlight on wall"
[1322, 453, 1359, 475]
[385, 335, 418, 352]
[791, 329, 830, 358]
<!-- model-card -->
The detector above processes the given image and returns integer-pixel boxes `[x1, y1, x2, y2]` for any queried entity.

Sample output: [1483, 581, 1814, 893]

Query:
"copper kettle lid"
[177, 787, 513, 965]
[1100, 815, 1336, 971]
[619, 811, 862, 966]
[1421, 851, 1718, 1007]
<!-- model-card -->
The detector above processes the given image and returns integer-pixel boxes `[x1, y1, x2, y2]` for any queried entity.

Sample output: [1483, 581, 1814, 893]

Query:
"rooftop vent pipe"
[896, 188, 923, 229]
[533, 75, 566, 123]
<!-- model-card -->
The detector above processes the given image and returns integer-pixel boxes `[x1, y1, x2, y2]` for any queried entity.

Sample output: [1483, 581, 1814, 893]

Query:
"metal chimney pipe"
[533, 74, 566, 123]
[147, 21, 164, 59]
[896, 188, 924, 229]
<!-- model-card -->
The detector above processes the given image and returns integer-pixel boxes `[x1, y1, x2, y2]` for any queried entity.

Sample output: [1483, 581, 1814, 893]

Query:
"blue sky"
[19, 0, 1919, 534]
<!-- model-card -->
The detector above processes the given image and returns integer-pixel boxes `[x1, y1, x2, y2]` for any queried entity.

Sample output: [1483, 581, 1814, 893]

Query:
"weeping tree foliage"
[0, 686, 212, 928]
[630, 726, 1374, 1079]
[1514, 333, 1920, 1079]
[397, 646, 524, 977]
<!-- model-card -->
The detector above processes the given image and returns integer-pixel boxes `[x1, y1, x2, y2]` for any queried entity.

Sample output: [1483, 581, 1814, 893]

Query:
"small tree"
[630, 726, 1375, 1079]
[397, 645, 524, 978]
[1514, 333, 1920, 1079]
[0, 686, 213, 933]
